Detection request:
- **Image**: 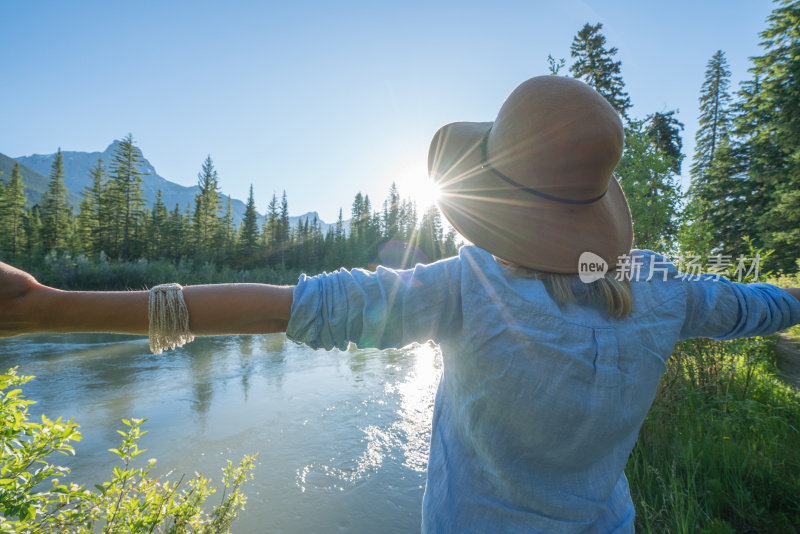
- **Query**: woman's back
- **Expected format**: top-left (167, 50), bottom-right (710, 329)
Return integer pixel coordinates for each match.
top-left (287, 245), bottom-right (800, 533)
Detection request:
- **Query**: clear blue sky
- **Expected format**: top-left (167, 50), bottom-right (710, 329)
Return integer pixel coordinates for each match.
top-left (1, 0), bottom-right (776, 222)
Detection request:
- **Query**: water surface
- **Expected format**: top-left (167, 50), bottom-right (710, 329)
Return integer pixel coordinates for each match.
top-left (0, 334), bottom-right (442, 533)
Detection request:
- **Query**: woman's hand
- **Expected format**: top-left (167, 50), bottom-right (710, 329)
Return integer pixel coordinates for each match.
top-left (786, 287), bottom-right (800, 303)
top-left (0, 262), bottom-right (45, 337)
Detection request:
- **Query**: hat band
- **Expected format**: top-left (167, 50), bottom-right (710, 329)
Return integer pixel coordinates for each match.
top-left (480, 133), bottom-right (608, 205)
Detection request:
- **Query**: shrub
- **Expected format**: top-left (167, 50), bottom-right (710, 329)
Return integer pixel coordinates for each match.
top-left (0, 367), bottom-right (256, 533)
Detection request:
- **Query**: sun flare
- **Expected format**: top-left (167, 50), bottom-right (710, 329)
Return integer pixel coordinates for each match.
top-left (397, 166), bottom-right (442, 209)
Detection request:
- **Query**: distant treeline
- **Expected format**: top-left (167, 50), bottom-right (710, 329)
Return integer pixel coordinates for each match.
top-left (0, 137), bottom-right (458, 287)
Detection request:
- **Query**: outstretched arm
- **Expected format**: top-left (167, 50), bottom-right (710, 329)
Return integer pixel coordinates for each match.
top-left (0, 262), bottom-right (293, 338)
top-left (679, 270), bottom-right (800, 341)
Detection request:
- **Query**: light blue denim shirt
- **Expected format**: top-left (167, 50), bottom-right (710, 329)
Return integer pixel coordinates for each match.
top-left (286, 246), bottom-right (800, 533)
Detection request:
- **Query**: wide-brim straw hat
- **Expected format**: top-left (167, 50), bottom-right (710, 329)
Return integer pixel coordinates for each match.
top-left (428, 76), bottom-right (633, 273)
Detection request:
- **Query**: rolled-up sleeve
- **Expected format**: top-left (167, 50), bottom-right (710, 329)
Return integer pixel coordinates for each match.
top-left (679, 276), bottom-right (800, 340)
top-left (286, 256), bottom-right (463, 350)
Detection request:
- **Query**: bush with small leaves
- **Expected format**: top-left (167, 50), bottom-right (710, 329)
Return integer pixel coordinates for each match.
top-left (0, 367), bottom-right (256, 533)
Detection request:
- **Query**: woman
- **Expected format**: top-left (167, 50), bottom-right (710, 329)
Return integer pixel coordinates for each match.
top-left (2, 76), bottom-right (799, 533)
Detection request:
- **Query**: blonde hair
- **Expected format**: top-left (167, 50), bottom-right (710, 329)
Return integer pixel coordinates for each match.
top-left (497, 259), bottom-right (633, 319)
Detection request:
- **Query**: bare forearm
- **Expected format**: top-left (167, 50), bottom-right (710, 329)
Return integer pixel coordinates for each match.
top-left (22, 284), bottom-right (293, 336)
top-left (183, 284), bottom-right (293, 335)
top-left (27, 288), bottom-right (149, 335)
top-left (786, 287), bottom-right (800, 303)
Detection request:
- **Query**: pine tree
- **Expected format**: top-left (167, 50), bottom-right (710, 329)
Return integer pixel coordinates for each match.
top-left (324, 207), bottom-right (347, 269)
top-left (77, 157), bottom-right (106, 256)
top-left (322, 227), bottom-right (334, 268)
top-left (309, 215), bottom-right (324, 268)
top-left (217, 195), bottom-right (235, 264)
top-left (0, 163), bottom-right (28, 256)
top-left (24, 205), bottom-right (43, 258)
top-left (682, 137), bottom-right (751, 257)
top-left (691, 50), bottom-right (732, 178)
top-left (294, 217), bottom-right (310, 268)
top-left (418, 205), bottom-right (443, 262)
top-left (263, 192), bottom-right (280, 265)
top-left (149, 190), bottom-right (169, 258)
top-left (65, 205), bottom-right (83, 256)
top-left (737, 1), bottom-right (800, 271)
top-left (99, 174), bottom-right (122, 257)
top-left (645, 110), bottom-right (684, 175)
top-left (546, 54), bottom-right (567, 76)
top-left (382, 182), bottom-right (401, 240)
top-left (680, 50), bottom-right (738, 257)
top-left (399, 199), bottom-right (417, 241)
top-left (728, 75), bottom-right (772, 256)
top-left (369, 210), bottom-right (382, 251)
top-left (76, 197), bottom-right (94, 256)
top-left (442, 228), bottom-right (458, 258)
top-left (335, 208), bottom-right (346, 243)
top-left (41, 149), bottom-right (72, 253)
top-left (166, 204), bottom-right (186, 261)
top-left (350, 193), bottom-right (368, 265)
top-left (569, 22), bottom-right (631, 119)
top-left (362, 195), bottom-right (381, 263)
top-left (239, 185), bottom-right (260, 265)
top-left (192, 155), bottom-right (222, 258)
top-left (278, 191), bottom-right (290, 266)
top-left (109, 134), bottom-right (146, 258)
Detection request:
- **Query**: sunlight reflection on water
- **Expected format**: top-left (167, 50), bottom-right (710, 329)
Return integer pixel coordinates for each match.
top-left (0, 334), bottom-right (442, 534)
top-left (296, 342), bottom-right (441, 492)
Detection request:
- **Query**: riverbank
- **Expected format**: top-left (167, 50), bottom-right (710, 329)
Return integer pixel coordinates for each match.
top-left (627, 333), bottom-right (800, 532)
top-left (8, 253), bottom-right (303, 290)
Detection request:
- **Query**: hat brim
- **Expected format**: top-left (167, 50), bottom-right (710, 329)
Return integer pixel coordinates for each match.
top-left (429, 121), bottom-right (633, 273)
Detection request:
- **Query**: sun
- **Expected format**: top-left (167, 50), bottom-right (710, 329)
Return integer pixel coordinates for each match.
top-left (396, 166), bottom-right (442, 209)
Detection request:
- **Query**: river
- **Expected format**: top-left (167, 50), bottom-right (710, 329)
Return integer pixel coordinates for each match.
top-left (0, 334), bottom-right (442, 533)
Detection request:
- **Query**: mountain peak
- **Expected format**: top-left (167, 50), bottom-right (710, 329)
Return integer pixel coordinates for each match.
top-left (11, 141), bottom-right (342, 231)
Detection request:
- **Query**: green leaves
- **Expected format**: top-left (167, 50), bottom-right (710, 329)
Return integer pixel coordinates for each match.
top-left (615, 120), bottom-right (682, 252)
top-left (0, 367), bottom-right (256, 533)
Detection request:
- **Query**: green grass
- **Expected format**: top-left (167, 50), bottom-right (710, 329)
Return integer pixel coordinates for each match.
top-left (769, 270), bottom-right (800, 341)
top-left (626, 336), bottom-right (800, 533)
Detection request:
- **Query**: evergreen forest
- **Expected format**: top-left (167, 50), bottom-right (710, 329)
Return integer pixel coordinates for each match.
top-left (2, 4), bottom-right (800, 286)
top-left (0, 139), bottom-right (458, 288)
